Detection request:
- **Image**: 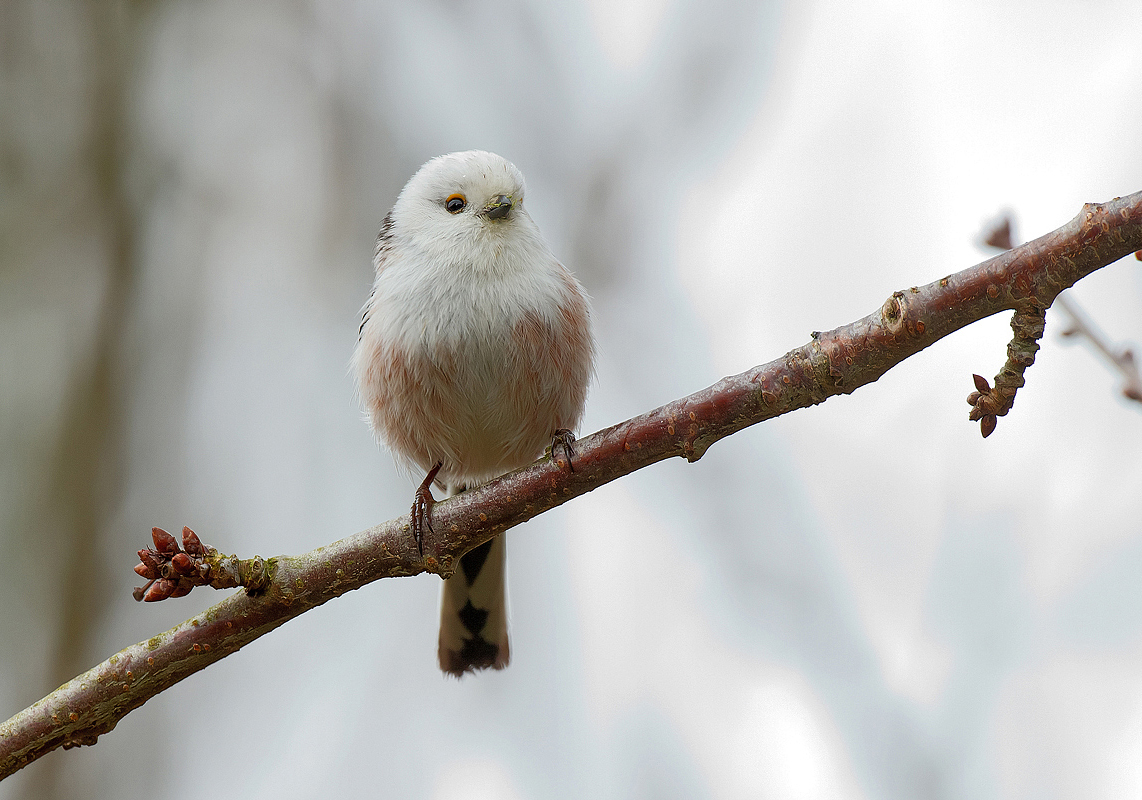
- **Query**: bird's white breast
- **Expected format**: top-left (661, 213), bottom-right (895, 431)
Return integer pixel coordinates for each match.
top-left (353, 216), bottom-right (592, 486)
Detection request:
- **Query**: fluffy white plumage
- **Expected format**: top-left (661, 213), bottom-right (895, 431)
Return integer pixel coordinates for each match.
top-left (352, 150), bottom-right (595, 675)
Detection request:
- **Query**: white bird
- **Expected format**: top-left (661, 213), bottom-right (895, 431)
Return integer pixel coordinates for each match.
top-left (352, 151), bottom-right (595, 676)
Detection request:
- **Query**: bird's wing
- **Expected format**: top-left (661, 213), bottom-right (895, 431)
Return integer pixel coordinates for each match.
top-left (359, 210), bottom-right (397, 340)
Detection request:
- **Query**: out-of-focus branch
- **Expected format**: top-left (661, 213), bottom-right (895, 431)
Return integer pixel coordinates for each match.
top-left (1055, 293), bottom-right (1142, 403)
top-left (3, 191), bottom-right (1142, 780)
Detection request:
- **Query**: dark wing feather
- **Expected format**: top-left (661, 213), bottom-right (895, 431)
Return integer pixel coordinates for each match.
top-left (373, 209), bottom-right (396, 265)
top-left (359, 210), bottom-right (396, 341)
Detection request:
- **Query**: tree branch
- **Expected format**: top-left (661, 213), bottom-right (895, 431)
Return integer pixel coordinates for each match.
top-left (4, 191), bottom-right (1142, 780)
top-left (1056, 292), bottom-right (1142, 403)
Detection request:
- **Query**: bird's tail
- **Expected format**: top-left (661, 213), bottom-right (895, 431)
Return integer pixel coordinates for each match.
top-left (438, 532), bottom-right (510, 677)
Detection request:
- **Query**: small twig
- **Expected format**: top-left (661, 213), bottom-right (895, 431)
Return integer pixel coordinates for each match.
top-left (966, 214), bottom-right (1052, 437)
top-left (965, 301), bottom-right (1047, 437)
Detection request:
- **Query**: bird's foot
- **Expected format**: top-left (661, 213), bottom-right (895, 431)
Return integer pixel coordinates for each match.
top-left (412, 461), bottom-right (443, 556)
top-left (551, 429), bottom-right (577, 473)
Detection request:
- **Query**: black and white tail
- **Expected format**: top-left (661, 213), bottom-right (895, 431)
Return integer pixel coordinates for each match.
top-left (438, 527), bottom-right (510, 677)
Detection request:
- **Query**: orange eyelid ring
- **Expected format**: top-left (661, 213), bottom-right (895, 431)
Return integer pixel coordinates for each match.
top-left (445, 194), bottom-right (467, 213)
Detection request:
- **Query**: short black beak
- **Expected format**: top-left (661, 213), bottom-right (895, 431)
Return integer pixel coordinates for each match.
top-left (484, 195), bottom-right (512, 220)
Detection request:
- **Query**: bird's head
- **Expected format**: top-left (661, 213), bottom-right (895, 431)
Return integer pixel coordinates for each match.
top-left (392, 150), bottom-right (532, 245)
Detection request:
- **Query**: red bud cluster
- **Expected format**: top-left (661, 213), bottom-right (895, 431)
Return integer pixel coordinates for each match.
top-left (132, 526), bottom-right (212, 602)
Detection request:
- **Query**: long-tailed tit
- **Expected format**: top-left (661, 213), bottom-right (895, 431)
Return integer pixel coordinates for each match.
top-left (353, 151), bottom-right (595, 676)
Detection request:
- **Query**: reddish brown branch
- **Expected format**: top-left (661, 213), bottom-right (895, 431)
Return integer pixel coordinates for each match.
top-left (3, 191), bottom-right (1142, 780)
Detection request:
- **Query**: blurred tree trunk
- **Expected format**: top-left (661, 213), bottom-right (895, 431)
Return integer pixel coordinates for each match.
top-left (45, 0), bottom-right (137, 689)
top-left (2, 2), bottom-right (145, 798)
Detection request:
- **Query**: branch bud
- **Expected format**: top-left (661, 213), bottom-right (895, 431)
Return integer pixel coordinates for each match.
top-left (182, 527), bottom-right (205, 556)
top-left (151, 527), bottom-right (180, 555)
top-left (170, 552), bottom-right (195, 576)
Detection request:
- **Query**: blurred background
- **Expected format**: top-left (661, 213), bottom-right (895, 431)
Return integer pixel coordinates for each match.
top-left (3, 1), bottom-right (1142, 798)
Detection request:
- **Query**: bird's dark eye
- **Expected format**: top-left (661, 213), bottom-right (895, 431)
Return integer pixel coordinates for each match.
top-left (445, 194), bottom-right (466, 214)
